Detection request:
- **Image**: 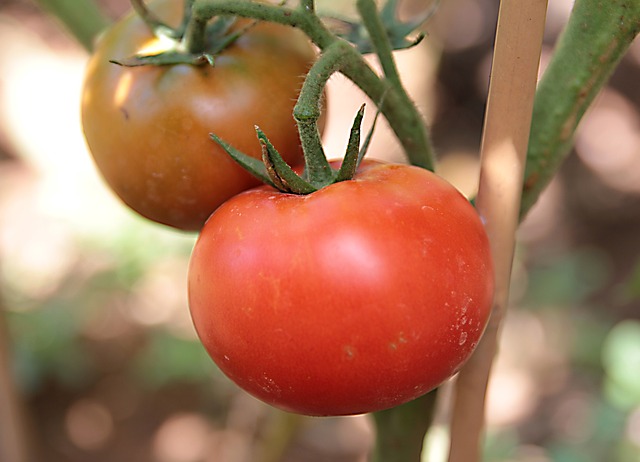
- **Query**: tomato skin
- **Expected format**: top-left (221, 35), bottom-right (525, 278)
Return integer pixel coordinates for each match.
top-left (188, 161), bottom-right (494, 416)
top-left (81, 0), bottom-right (318, 231)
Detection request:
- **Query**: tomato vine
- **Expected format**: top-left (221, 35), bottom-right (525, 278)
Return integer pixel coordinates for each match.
top-left (190, 0), bottom-right (437, 172)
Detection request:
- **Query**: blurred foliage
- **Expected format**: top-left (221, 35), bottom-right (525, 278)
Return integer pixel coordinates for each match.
top-left (132, 331), bottom-right (218, 388)
top-left (523, 249), bottom-right (611, 307)
top-left (8, 305), bottom-right (93, 392)
top-left (602, 320), bottom-right (640, 410)
top-left (478, 248), bottom-right (640, 462)
top-left (617, 260), bottom-right (640, 303)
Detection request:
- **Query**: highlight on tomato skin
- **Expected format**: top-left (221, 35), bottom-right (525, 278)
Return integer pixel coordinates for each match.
top-left (187, 160), bottom-right (495, 416)
top-left (81, 0), bottom-right (321, 231)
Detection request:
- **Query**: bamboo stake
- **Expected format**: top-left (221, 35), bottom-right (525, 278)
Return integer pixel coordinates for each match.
top-left (447, 1), bottom-right (548, 461)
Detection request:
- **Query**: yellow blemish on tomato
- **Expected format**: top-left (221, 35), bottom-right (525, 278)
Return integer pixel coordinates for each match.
top-left (137, 35), bottom-right (174, 55)
top-left (114, 72), bottom-right (133, 107)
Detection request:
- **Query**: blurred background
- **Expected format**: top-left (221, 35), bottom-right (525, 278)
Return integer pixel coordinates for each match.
top-left (0, 0), bottom-right (639, 461)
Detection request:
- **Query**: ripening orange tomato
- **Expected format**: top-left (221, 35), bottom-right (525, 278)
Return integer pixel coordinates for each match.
top-left (82, 0), bottom-right (320, 230)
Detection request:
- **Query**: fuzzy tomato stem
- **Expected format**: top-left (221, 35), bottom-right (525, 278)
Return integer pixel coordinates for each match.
top-left (521, 0), bottom-right (640, 217)
top-left (355, 0), bottom-right (435, 171)
top-left (294, 41), bottom-right (352, 185)
top-left (356, 0), bottom-right (403, 88)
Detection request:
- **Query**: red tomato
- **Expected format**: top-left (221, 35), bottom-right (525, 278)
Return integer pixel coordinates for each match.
top-left (188, 161), bottom-right (494, 416)
top-left (81, 0), bottom-right (319, 231)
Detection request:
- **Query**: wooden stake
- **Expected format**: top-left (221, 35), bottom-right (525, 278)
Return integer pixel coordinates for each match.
top-left (447, 1), bottom-right (548, 461)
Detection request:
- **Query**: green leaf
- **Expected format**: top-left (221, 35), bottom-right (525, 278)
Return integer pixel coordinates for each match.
top-left (336, 104), bottom-right (366, 182)
top-left (210, 133), bottom-right (275, 188)
top-left (111, 51), bottom-right (215, 67)
top-left (256, 127), bottom-right (317, 194)
top-left (325, 0), bottom-right (437, 54)
top-left (333, 103), bottom-right (381, 182)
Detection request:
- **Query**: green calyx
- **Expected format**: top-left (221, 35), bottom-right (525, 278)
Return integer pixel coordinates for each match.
top-left (212, 104), bottom-right (379, 195)
top-left (111, 1), bottom-right (251, 67)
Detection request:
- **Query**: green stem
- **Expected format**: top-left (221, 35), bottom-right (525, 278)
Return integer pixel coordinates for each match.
top-left (521, 0), bottom-right (640, 218)
top-left (356, 0), bottom-right (403, 88)
top-left (353, 0), bottom-right (435, 170)
top-left (183, 14), bottom-right (209, 54)
top-left (193, 0), bottom-right (333, 46)
top-left (32, 0), bottom-right (110, 51)
top-left (192, 0), bottom-right (435, 170)
top-left (294, 41), bottom-right (353, 184)
top-left (182, 0), bottom-right (196, 31)
top-left (372, 391), bottom-right (438, 462)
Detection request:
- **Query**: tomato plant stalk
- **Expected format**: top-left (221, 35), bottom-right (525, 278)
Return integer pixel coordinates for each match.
top-left (372, 390), bottom-right (438, 462)
top-left (521, 0), bottom-right (640, 218)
